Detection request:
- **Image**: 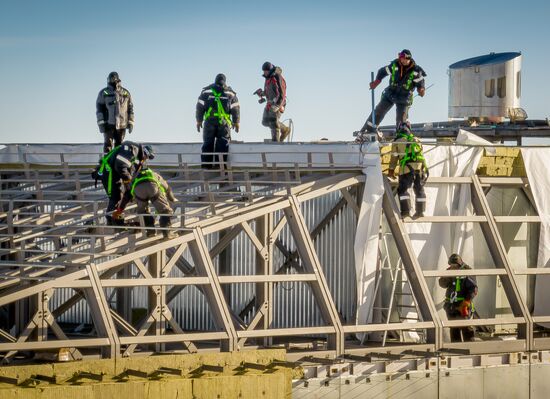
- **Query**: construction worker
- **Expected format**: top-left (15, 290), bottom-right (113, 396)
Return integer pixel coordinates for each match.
top-left (360, 50), bottom-right (426, 135)
top-left (96, 72), bottom-right (135, 153)
top-left (92, 141), bottom-right (154, 226)
top-left (113, 167), bottom-right (178, 239)
top-left (388, 124), bottom-right (428, 218)
top-left (439, 254), bottom-right (478, 342)
top-left (196, 74), bottom-right (240, 169)
top-left (254, 62), bottom-right (290, 142)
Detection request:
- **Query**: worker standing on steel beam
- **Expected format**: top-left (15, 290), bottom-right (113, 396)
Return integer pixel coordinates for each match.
top-left (92, 141), bottom-right (154, 226)
top-left (196, 74), bottom-right (240, 169)
top-left (359, 50), bottom-right (426, 135)
top-left (96, 72), bottom-right (135, 153)
top-left (254, 62), bottom-right (291, 142)
top-left (439, 254), bottom-right (478, 342)
top-left (113, 166), bottom-right (178, 239)
top-left (387, 124), bottom-right (428, 219)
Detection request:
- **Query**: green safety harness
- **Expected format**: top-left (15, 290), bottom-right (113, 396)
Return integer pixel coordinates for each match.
top-left (397, 132), bottom-right (428, 172)
top-left (96, 145), bottom-right (120, 196)
top-left (391, 62), bottom-right (415, 91)
top-left (130, 169), bottom-right (165, 198)
top-left (203, 88), bottom-right (232, 127)
top-left (446, 273), bottom-right (475, 311)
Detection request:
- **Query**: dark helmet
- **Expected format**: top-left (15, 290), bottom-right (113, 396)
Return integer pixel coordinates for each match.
top-left (398, 49), bottom-right (412, 59)
top-left (396, 122), bottom-right (412, 136)
top-left (262, 61), bottom-right (273, 72)
top-left (142, 145), bottom-right (155, 160)
top-left (448, 253), bottom-right (463, 265)
top-left (107, 71), bottom-right (121, 86)
top-left (215, 73), bottom-right (226, 86)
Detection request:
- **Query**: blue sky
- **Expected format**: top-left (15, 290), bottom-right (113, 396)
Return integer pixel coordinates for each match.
top-left (1, 0), bottom-right (549, 144)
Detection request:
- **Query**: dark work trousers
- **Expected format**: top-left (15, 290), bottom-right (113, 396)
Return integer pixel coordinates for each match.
top-left (362, 88), bottom-right (413, 132)
top-left (262, 107), bottom-right (282, 142)
top-left (103, 125), bottom-right (126, 153)
top-left (100, 174), bottom-right (123, 225)
top-left (445, 305), bottom-right (475, 342)
top-left (201, 122), bottom-right (230, 169)
top-left (397, 169), bottom-right (426, 216)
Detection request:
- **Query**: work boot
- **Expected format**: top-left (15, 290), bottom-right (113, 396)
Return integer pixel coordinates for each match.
top-left (279, 121), bottom-right (291, 142)
top-left (271, 128), bottom-right (280, 142)
top-left (413, 200), bottom-right (426, 219)
top-left (399, 196), bottom-right (411, 219)
top-left (143, 215), bottom-right (156, 237)
top-left (159, 216), bottom-right (176, 239)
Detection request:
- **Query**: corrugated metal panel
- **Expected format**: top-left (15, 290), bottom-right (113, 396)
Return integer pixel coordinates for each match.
top-left (50, 185), bottom-right (359, 333)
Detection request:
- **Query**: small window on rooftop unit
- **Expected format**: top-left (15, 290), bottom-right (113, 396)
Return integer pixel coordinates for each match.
top-left (497, 76), bottom-right (506, 98)
top-left (485, 79), bottom-right (495, 98)
top-left (516, 71), bottom-right (521, 98)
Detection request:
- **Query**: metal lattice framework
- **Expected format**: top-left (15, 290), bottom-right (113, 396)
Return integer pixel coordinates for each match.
top-left (0, 144), bottom-right (548, 364)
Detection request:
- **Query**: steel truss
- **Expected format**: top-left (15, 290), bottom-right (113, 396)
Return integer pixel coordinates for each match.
top-left (0, 147), bottom-right (548, 363)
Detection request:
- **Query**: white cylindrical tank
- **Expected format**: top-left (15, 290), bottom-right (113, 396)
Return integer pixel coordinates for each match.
top-left (448, 52), bottom-right (522, 121)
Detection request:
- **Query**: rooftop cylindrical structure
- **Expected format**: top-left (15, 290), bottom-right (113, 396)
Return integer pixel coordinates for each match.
top-left (448, 52), bottom-right (522, 121)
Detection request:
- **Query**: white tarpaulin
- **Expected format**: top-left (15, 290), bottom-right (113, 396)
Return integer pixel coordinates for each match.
top-left (355, 131), bottom-right (494, 337)
top-left (521, 148), bottom-right (550, 321)
top-left (354, 141), bottom-right (384, 335)
top-left (0, 142), bottom-right (364, 168)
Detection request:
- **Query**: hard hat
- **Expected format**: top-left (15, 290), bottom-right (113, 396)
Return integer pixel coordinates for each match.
top-left (262, 61), bottom-right (273, 71)
top-left (107, 71), bottom-right (121, 85)
top-left (448, 253), bottom-right (463, 265)
top-left (142, 145), bottom-right (155, 160)
top-left (215, 73), bottom-right (226, 86)
top-left (399, 49), bottom-right (412, 59)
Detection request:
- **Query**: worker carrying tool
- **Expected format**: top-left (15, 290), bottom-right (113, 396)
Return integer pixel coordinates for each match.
top-left (92, 141), bottom-right (154, 226)
top-left (113, 167), bottom-right (178, 239)
top-left (96, 72), bottom-right (135, 153)
top-left (388, 124), bottom-right (428, 218)
top-left (196, 74), bottom-right (240, 169)
top-left (254, 62), bottom-right (291, 142)
top-left (439, 254), bottom-right (478, 342)
top-left (359, 49), bottom-right (426, 135)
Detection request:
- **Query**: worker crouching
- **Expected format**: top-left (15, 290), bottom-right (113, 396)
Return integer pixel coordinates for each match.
top-left (114, 167), bottom-right (178, 239)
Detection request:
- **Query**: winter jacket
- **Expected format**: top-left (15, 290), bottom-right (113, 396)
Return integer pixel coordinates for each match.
top-left (196, 84), bottom-right (240, 126)
top-left (96, 84), bottom-right (135, 130)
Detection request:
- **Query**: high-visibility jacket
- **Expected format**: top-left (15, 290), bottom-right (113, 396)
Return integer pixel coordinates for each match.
top-left (96, 84), bottom-right (134, 130)
top-left (375, 59), bottom-right (426, 95)
top-left (196, 84), bottom-right (239, 127)
top-left (389, 132), bottom-right (428, 175)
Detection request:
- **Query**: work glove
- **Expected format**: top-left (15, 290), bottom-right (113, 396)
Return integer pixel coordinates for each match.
top-left (418, 87), bottom-right (426, 97)
top-left (458, 300), bottom-right (472, 318)
top-left (112, 208), bottom-right (124, 221)
top-left (196, 121), bottom-right (202, 132)
top-left (387, 169), bottom-right (395, 179)
top-left (369, 79), bottom-right (381, 90)
top-left (128, 124), bottom-right (134, 134)
top-left (233, 123), bottom-right (240, 133)
top-left (122, 179), bottom-right (131, 192)
top-left (98, 124), bottom-right (106, 134)
top-left (167, 190), bottom-right (177, 203)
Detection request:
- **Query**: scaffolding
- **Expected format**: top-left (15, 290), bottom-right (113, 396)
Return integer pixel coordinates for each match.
top-left (0, 143), bottom-right (548, 366)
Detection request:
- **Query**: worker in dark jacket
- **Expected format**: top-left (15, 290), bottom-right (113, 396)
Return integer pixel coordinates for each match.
top-left (96, 72), bottom-right (135, 153)
top-left (439, 254), bottom-right (478, 342)
top-left (388, 124), bottom-right (428, 218)
top-left (92, 141), bottom-right (154, 225)
top-left (113, 167), bottom-right (178, 239)
top-left (254, 62), bottom-right (290, 142)
top-left (196, 74), bottom-right (240, 169)
top-left (360, 50), bottom-right (426, 134)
